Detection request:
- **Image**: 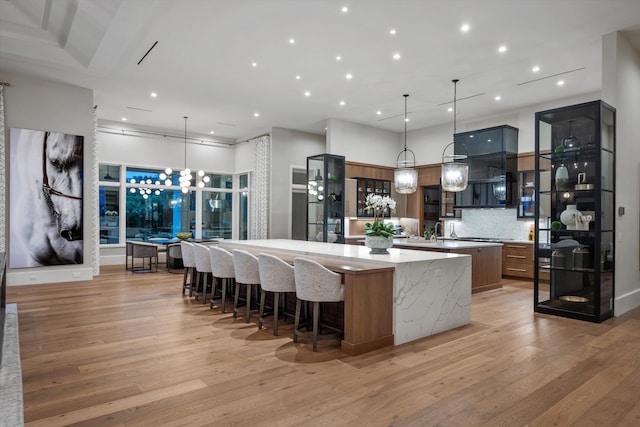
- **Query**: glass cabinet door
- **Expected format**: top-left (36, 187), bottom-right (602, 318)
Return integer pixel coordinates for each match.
top-left (307, 154), bottom-right (345, 243)
top-left (534, 100), bottom-right (615, 323)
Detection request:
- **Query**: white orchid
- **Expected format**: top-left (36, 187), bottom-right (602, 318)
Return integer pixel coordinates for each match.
top-left (363, 194), bottom-right (397, 237)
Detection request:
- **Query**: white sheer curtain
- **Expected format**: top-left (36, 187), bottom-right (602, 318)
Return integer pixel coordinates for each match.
top-left (91, 105), bottom-right (99, 275)
top-left (250, 135), bottom-right (270, 239)
top-left (0, 85), bottom-right (6, 253)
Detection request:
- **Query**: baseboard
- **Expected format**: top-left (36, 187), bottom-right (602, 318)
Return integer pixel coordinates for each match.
top-left (8, 266), bottom-right (93, 285)
top-left (615, 287), bottom-right (640, 316)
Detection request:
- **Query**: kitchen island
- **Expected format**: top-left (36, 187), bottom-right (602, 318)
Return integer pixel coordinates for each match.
top-left (219, 239), bottom-right (471, 355)
top-left (392, 239), bottom-right (503, 293)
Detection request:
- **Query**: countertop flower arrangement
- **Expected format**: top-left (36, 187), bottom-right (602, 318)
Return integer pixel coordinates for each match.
top-left (363, 194), bottom-right (397, 238)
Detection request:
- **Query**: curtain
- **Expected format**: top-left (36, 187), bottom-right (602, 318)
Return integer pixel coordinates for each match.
top-left (0, 85), bottom-right (6, 253)
top-left (91, 105), bottom-right (99, 275)
top-left (250, 135), bottom-right (270, 239)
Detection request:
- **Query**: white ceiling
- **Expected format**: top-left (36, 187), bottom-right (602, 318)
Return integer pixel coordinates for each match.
top-left (1, 0), bottom-right (640, 144)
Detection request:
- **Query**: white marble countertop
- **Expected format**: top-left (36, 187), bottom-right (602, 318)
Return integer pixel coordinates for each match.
top-left (219, 239), bottom-right (467, 267)
top-left (392, 239), bottom-right (503, 249)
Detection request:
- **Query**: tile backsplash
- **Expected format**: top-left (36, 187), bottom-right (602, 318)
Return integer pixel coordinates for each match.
top-left (447, 209), bottom-right (534, 241)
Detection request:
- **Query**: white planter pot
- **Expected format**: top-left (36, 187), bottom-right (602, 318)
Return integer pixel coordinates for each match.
top-left (364, 235), bottom-right (393, 254)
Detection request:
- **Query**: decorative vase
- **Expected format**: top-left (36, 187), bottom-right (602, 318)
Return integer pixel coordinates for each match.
top-left (560, 204), bottom-right (581, 230)
top-left (364, 235), bottom-right (393, 254)
top-left (555, 165), bottom-right (569, 190)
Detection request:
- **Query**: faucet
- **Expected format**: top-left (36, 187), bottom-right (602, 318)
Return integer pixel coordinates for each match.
top-left (434, 222), bottom-right (442, 242)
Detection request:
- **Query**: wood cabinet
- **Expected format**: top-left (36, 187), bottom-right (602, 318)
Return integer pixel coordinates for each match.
top-left (393, 243), bottom-right (502, 293)
top-left (502, 242), bottom-right (534, 279)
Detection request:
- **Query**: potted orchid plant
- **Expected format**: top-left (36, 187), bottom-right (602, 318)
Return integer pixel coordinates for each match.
top-left (363, 194), bottom-right (397, 253)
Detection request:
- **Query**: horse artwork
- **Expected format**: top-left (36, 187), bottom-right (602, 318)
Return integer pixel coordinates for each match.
top-left (9, 128), bottom-right (84, 268)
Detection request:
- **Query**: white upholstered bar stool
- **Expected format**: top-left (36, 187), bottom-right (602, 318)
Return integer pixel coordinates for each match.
top-left (193, 243), bottom-right (214, 304)
top-left (180, 241), bottom-right (196, 296)
top-left (293, 257), bottom-right (345, 352)
top-left (232, 249), bottom-right (261, 323)
top-left (208, 246), bottom-right (235, 313)
top-left (257, 253), bottom-right (296, 336)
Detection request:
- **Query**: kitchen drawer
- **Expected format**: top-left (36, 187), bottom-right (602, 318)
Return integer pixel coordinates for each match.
top-left (502, 242), bottom-right (534, 279)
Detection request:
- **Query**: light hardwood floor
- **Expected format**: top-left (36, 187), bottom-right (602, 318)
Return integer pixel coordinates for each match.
top-left (8, 266), bottom-right (640, 426)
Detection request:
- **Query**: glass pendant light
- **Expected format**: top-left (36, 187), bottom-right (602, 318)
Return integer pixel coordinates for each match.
top-left (441, 79), bottom-right (469, 192)
top-left (394, 94), bottom-right (418, 194)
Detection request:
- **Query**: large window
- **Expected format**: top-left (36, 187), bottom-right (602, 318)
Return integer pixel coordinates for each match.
top-left (99, 164), bottom-right (247, 244)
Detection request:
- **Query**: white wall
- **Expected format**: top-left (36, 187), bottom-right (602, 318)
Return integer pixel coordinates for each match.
top-left (234, 139), bottom-right (256, 174)
top-left (98, 128), bottom-right (235, 173)
top-left (1, 72), bottom-right (96, 285)
top-left (602, 31), bottom-right (640, 315)
top-left (326, 118), bottom-right (400, 166)
top-left (270, 127), bottom-right (325, 238)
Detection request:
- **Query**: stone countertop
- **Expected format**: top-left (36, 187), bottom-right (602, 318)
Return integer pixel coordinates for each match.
top-left (392, 239), bottom-right (503, 249)
top-left (219, 239), bottom-right (467, 267)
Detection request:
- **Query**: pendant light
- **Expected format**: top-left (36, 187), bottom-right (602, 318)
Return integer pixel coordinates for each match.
top-left (394, 94), bottom-right (418, 194)
top-left (172, 116), bottom-right (209, 193)
top-left (441, 79), bottom-right (469, 192)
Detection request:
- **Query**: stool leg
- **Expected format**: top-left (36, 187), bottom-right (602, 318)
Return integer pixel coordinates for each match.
top-left (258, 290), bottom-right (266, 330)
top-left (273, 292), bottom-right (280, 336)
top-left (221, 278), bottom-right (228, 313)
top-left (233, 282), bottom-right (241, 318)
top-left (312, 301), bottom-right (320, 352)
top-left (202, 273), bottom-right (209, 304)
top-left (245, 284), bottom-right (252, 323)
top-left (293, 299), bottom-right (302, 343)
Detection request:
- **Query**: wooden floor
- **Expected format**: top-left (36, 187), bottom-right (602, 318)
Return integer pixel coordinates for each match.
top-left (8, 266), bottom-right (640, 426)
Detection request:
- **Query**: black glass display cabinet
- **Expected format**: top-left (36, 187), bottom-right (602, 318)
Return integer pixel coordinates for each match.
top-left (355, 178), bottom-right (391, 217)
top-left (306, 154), bottom-right (345, 243)
top-left (534, 100), bottom-right (615, 323)
top-left (453, 125), bottom-right (518, 208)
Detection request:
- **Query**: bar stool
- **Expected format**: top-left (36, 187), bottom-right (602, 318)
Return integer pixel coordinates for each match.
top-left (232, 249), bottom-right (261, 323)
top-left (208, 246), bottom-right (235, 313)
top-left (293, 257), bottom-right (344, 352)
top-left (180, 241), bottom-right (196, 296)
top-left (193, 243), bottom-right (214, 304)
top-left (257, 253), bottom-right (296, 336)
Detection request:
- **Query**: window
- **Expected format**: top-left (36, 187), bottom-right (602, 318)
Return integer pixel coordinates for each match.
top-left (202, 191), bottom-right (232, 239)
top-left (98, 164), bottom-right (247, 244)
top-left (99, 186), bottom-right (120, 244)
top-left (239, 173), bottom-right (249, 240)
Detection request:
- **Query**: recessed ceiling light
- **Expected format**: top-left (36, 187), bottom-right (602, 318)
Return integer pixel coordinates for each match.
top-left (209, 131), bottom-right (215, 134)
top-left (122, 117), bottom-right (127, 121)
top-left (254, 112), bottom-right (260, 117)
top-left (295, 75), bottom-right (301, 80)
top-left (405, 117), bottom-right (410, 122)
top-left (447, 107), bottom-right (453, 112)
top-left (393, 53), bottom-right (401, 60)
top-left (251, 62), bottom-right (257, 67)
top-left (341, 6), bottom-right (348, 13)
top-left (557, 80), bottom-right (565, 86)
top-left (498, 45), bottom-right (507, 53)
top-left (460, 23), bottom-right (470, 32)
top-left (376, 111), bottom-right (382, 115)
top-left (150, 92), bottom-right (157, 98)
top-left (389, 29), bottom-right (396, 35)
top-left (345, 73), bottom-right (353, 80)
top-left (304, 91), bottom-right (311, 97)
top-left (289, 38), bottom-right (295, 44)
top-left (532, 65), bottom-right (540, 72)
top-left (487, 139), bottom-right (492, 142)
top-left (494, 95), bottom-right (501, 101)
top-left (339, 100), bottom-right (346, 106)
top-left (336, 55), bottom-right (342, 61)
